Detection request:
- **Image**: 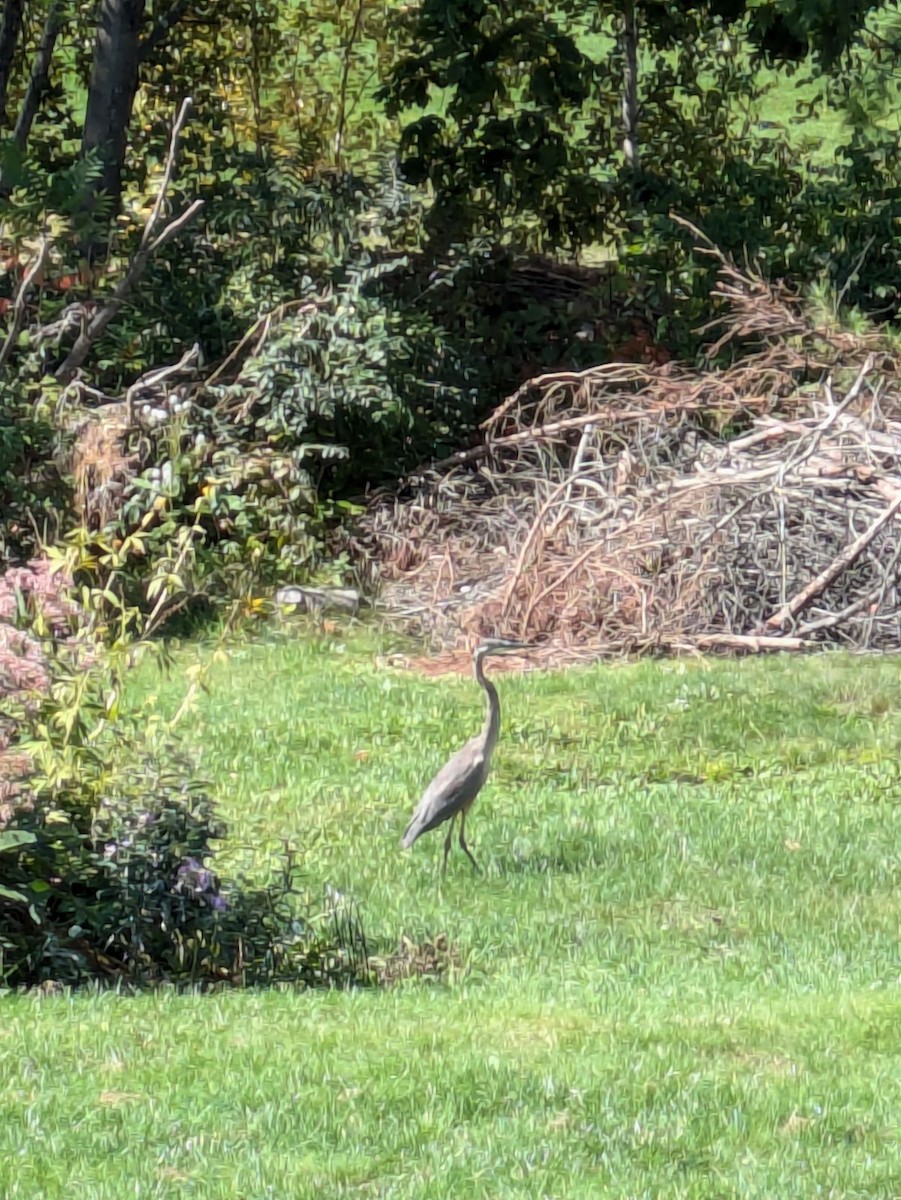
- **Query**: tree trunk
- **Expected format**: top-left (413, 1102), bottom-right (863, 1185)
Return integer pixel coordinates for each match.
top-left (81, 0), bottom-right (146, 222)
top-left (0, 0), bottom-right (25, 125)
top-left (621, 0), bottom-right (640, 173)
top-left (13, 1), bottom-right (65, 152)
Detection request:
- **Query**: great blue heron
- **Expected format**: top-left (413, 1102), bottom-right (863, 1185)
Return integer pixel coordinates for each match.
top-left (400, 638), bottom-right (531, 873)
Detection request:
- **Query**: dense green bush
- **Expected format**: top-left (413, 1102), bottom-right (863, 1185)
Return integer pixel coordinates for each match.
top-left (0, 671), bottom-right (370, 990)
top-left (213, 261), bottom-right (483, 491)
top-left (1, 0), bottom-right (898, 631)
top-left (0, 377), bottom-right (71, 563)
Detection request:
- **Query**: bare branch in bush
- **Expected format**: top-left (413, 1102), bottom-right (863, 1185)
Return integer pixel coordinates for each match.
top-left (0, 234), bottom-right (49, 371)
top-left (123, 342), bottom-right (201, 418)
top-left (333, 0), bottom-right (367, 165)
top-left (54, 98), bottom-right (203, 386)
top-left (139, 96), bottom-right (194, 246)
top-left (206, 298), bottom-right (322, 391)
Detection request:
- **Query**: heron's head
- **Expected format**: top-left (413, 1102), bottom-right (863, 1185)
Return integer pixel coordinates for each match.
top-left (474, 637), bottom-right (533, 660)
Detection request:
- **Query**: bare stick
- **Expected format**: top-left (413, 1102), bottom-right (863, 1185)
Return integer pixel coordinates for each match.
top-left (333, 0), bottom-right (366, 166)
top-left (835, 235), bottom-right (875, 309)
top-left (786, 354), bottom-right (877, 472)
top-left (620, 0), bottom-right (640, 171)
top-left (727, 418), bottom-right (808, 454)
top-left (430, 406), bottom-right (685, 474)
top-left (125, 343), bottom-right (200, 397)
top-left (548, 421), bottom-right (594, 540)
top-left (502, 459), bottom-right (610, 617)
top-left (0, 234), bottom-right (49, 371)
top-left (482, 362), bottom-right (651, 431)
top-left (123, 343), bottom-right (200, 421)
top-left (206, 298), bottom-right (321, 391)
top-left (140, 96), bottom-right (193, 249)
top-left (670, 633), bottom-right (812, 653)
top-left (54, 98), bottom-right (202, 385)
top-left (794, 590), bottom-right (880, 637)
top-left (766, 490), bottom-right (901, 630)
top-left (669, 212), bottom-right (720, 256)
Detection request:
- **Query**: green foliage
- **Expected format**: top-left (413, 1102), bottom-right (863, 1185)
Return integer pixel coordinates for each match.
top-left (215, 266), bottom-right (481, 491)
top-left (380, 2), bottom-right (607, 251)
top-left (380, 0), bottom-right (901, 341)
top-left (0, 368), bottom-right (69, 562)
top-left (1, 0), bottom-right (899, 633)
top-left (2, 636), bottom-right (893, 1194)
top-left (744, 0), bottom-right (890, 66)
top-left (59, 448), bottom-right (331, 640)
top-left (0, 619), bottom-right (370, 989)
top-left (53, 170), bottom-right (472, 621)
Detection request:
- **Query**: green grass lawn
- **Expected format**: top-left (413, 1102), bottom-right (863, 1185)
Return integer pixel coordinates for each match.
top-left (1, 631), bottom-right (900, 1197)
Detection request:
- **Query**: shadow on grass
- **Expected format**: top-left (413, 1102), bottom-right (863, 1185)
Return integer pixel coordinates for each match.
top-left (492, 836), bottom-right (624, 877)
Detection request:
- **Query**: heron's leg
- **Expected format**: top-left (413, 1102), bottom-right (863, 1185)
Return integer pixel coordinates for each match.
top-left (442, 816), bottom-right (456, 875)
top-left (459, 809), bottom-right (480, 873)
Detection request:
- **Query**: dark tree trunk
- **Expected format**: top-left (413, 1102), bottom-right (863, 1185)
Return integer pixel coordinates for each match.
top-left (13, 1), bottom-right (65, 151)
top-left (81, 0), bottom-right (147, 221)
top-left (621, 0), bottom-right (640, 173)
top-left (0, 0), bottom-right (26, 125)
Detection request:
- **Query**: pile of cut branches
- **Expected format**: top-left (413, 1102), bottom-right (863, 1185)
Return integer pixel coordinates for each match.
top-left (358, 247), bottom-right (901, 663)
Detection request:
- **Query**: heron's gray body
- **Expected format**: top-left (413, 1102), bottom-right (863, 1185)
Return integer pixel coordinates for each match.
top-left (401, 732), bottom-right (493, 846)
top-left (400, 638), bottom-right (528, 872)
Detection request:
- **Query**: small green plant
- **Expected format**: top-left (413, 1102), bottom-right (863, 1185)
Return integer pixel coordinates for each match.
top-left (0, 722), bottom-right (370, 989)
top-left (0, 562), bottom-right (370, 990)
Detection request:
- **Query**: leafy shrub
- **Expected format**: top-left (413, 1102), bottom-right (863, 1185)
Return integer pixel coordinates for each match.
top-left (46, 169), bottom-right (480, 623)
top-left (0, 739), bottom-right (368, 990)
top-left (213, 258), bottom-right (483, 492)
top-left (0, 380), bottom-right (71, 563)
top-left (0, 568), bottom-right (370, 990)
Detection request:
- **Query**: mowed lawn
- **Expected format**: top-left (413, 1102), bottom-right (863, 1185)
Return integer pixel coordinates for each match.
top-left (1, 631), bottom-right (899, 1198)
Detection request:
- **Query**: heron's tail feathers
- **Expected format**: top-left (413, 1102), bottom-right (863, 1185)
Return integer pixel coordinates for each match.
top-left (400, 816), bottom-right (422, 849)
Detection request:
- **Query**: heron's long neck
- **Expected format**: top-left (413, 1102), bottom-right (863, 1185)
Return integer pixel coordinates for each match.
top-left (475, 654), bottom-right (501, 755)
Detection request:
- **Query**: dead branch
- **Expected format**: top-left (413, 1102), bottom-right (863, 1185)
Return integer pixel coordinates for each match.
top-left (0, 234), bottom-right (49, 371)
top-left (765, 491), bottom-right (901, 630)
top-left (206, 297), bottom-right (324, 394)
top-left (355, 249), bottom-right (901, 666)
top-left (123, 343), bottom-right (201, 421)
top-left (54, 98), bottom-right (203, 386)
top-left (670, 633), bottom-right (813, 653)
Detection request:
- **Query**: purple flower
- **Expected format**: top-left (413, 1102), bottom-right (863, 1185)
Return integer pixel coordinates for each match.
top-left (175, 856), bottom-right (226, 908)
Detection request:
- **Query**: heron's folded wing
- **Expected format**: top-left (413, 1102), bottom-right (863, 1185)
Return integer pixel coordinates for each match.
top-left (407, 737), bottom-right (486, 837)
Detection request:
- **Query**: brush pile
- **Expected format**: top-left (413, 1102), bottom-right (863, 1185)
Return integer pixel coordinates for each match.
top-left (359, 248), bottom-right (901, 663)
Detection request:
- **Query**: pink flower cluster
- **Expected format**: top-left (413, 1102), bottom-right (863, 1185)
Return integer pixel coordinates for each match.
top-left (0, 559), bottom-right (78, 824)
